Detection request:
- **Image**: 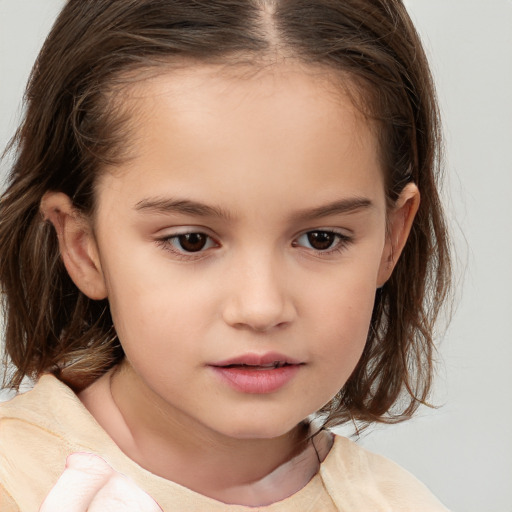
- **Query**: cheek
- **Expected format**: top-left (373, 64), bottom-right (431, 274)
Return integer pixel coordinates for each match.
top-left (306, 260), bottom-right (378, 336)
top-left (304, 266), bottom-right (377, 376)
top-left (103, 257), bottom-right (218, 363)
top-left (103, 242), bottom-right (211, 319)
top-left (108, 280), bottom-right (199, 342)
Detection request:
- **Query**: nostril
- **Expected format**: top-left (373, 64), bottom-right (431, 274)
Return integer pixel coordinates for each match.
top-left (224, 310), bottom-right (294, 333)
top-left (220, 269), bottom-right (297, 330)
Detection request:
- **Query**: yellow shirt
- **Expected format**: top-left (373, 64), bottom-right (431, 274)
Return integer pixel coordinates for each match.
top-left (0, 375), bottom-right (449, 511)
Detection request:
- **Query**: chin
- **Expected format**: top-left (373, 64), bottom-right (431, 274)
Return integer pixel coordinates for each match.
top-left (217, 415), bottom-right (303, 440)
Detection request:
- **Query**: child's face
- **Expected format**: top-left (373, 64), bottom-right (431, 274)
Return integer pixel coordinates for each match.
top-left (61, 64), bottom-right (417, 439)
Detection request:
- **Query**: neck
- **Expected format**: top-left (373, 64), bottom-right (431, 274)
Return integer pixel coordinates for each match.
top-left (79, 363), bottom-right (332, 506)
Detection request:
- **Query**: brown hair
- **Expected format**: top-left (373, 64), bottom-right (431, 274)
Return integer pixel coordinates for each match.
top-left (0, 0), bottom-right (451, 428)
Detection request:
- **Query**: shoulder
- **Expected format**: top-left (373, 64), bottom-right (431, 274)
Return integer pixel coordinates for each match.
top-left (1, 373), bottom-right (78, 412)
top-left (0, 375), bottom-right (93, 511)
top-left (319, 434), bottom-right (450, 511)
top-left (0, 374), bottom-right (80, 439)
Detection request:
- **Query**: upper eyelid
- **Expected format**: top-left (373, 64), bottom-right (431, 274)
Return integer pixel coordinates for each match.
top-left (155, 226), bottom-right (218, 239)
top-left (155, 227), bottom-right (352, 238)
top-left (155, 226), bottom-right (353, 239)
top-left (294, 227), bottom-right (353, 239)
top-left (294, 230), bottom-right (353, 244)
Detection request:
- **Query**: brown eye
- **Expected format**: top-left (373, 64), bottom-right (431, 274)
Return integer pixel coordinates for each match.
top-left (176, 233), bottom-right (209, 252)
top-left (293, 230), bottom-right (351, 253)
top-left (306, 231), bottom-right (336, 250)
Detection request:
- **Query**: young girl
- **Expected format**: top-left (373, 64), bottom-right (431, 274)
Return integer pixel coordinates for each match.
top-left (0, 0), bottom-right (452, 510)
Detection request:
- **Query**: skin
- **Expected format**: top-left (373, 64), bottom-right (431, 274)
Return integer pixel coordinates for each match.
top-left (41, 63), bottom-right (419, 508)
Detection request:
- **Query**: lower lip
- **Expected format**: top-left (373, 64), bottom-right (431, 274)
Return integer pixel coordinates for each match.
top-left (211, 365), bottom-right (301, 394)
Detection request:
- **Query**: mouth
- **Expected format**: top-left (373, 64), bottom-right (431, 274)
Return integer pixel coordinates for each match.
top-left (219, 361), bottom-right (292, 370)
top-left (211, 352), bottom-right (302, 369)
top-left (209, 353), bottom-right (303, 394)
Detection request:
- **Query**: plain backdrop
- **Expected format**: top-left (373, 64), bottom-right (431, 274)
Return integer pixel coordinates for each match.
top-left (1, 2), bottom-right (511, 511)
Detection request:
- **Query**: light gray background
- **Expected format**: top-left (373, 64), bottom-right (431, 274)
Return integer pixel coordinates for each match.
top-left (1, 2), bottom-right (511, 511)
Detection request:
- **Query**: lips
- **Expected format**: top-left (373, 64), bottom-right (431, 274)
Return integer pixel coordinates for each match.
top-left (211, 352), bottom-right (302, 368)
top-left (210, 352), bottom-right (303, 394)
top-left (223, 361), bottom-right (288, 370)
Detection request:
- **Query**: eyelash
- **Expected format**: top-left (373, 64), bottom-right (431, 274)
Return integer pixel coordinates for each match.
top-left (155, 232), bottom-right (219, 261)
top-left (156, 229), bottom-right (353, 259)
top-left (292, 230), bottom-right (353, 256)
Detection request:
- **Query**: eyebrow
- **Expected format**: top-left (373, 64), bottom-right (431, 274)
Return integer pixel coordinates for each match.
top-left (134, 197), bottom-right (232, 220)
top-left (292, 197), bottom-right (374, 221)
top-left (135, 195), bottom-right (373, 222)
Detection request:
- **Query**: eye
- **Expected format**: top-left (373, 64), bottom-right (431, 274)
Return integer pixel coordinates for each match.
top-left (293, 230), bottom-right (351, 252)
top-left (162, 232), bottom-right (218, 253)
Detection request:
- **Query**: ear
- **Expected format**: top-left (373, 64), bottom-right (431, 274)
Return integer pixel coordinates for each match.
top-left (40, 192), bottom-right (107, 300)
top-left (376, 183), bottom-right (420, 287)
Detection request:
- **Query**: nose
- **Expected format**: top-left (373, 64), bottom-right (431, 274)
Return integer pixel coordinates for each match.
top-left (221, 251), bottom-right (297, 332)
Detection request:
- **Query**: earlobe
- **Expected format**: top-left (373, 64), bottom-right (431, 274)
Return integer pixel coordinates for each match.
top-left (376, 183), bottom-right (420, 287)
top-left (40, 192), bottom-right (107, 300)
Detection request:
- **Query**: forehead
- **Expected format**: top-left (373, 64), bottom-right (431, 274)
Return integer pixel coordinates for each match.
top-left (96, 62), bottom-right (384, 213)
top-left (116, 61), bottom-right (375, 148)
